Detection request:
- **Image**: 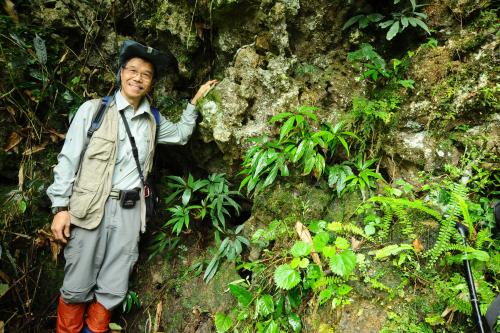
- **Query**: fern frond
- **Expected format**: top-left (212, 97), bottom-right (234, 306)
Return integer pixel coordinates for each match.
top-left (312, 275), bottom-right (344, 291)
top-left (368, 196), bottom-right (443, 241)
top-left (328, 221), bottom-right (374, 242)
top-left (425, 183), bottom-right (470, 267)
top-left (392, 203), bottom-right (414, 239)
top-left (442, 244), bottom-right (472, 253)
top-left (378, 204), bottom-right (393, 240)
top-left (424, 217), bottom-right (457, 267)
top-left (475, 229), bottom-right (492, 250)
top-left (364, 274), bottom-right (395, 298)
top-left (369, 196), bottom-right (442, 220)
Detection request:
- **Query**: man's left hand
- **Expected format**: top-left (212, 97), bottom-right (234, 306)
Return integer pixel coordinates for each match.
top-left (191, 79), bottom-right (218, 106)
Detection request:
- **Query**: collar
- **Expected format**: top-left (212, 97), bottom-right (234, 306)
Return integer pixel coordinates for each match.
top-left (115, 90), bottom-right (152, 117)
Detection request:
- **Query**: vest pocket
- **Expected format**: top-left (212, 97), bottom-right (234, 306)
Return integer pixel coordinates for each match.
top-left (77, 136), bottom-right (114, 190)
top-left (69, 186), bottom-right (97, 218)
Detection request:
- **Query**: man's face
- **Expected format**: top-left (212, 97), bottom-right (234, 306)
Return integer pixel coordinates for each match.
top-left (120, 57), bottom-right (154, 102)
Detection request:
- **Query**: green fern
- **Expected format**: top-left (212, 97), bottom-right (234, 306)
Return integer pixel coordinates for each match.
top-left (475, 228), bottom-right (493, 250)
top-left (325, 275), bottom-right (344, 286)
top-left (378, 205), bottom-right (394, 240)
top-left (327, 221), bottom-right (374, 242)
top-left (312, 275), bottom-right (344, 291)
top-left (369, 196), bottom-right (442, 219)
top-left (368, 196), bottom-right (442, 241)
top-left (392, 203), bottom-right (414, 238)
top-left (436, 273), bottom-right (472, 316)
top-left (441, 244), bottom-right (471, 253)
top-left (364, 274), bottom-right (395, 298)
top-left (424, 183), bottom-right (467, 267)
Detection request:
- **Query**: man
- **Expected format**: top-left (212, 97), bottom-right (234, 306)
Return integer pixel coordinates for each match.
top-left (47, 40), bottom-right (216, 333)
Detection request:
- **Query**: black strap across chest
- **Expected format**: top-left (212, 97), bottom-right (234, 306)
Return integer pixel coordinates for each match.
top-left (118, 110), bottom-right (146, 186)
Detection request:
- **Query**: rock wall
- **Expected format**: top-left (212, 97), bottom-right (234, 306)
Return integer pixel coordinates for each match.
top-left (1, 0), bottom-right (498, 331)
top-left (19, 0), bottom-right (496, 179)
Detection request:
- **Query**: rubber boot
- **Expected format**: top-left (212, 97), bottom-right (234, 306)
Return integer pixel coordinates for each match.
top-left (56, 296), bottom-right (86, 333)
top-left (85, 301), bottom-right (112, 333)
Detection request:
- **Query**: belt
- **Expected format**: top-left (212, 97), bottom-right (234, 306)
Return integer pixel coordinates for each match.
top-left (109, 188), bottom-right (141, 199)
top-left (109, 189), bottom-right (121, 199)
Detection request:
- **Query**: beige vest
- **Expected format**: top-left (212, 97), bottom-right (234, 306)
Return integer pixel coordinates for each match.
top-left (68, 98), bottom-right (157, 231)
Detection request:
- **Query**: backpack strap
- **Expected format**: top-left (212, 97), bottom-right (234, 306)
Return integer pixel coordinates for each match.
top-left (151, 106), bottom-right (160, 145)
top-left (151, 106), bottom-right (160, 125)
top-left (87, 96), bottom-right (111, 138)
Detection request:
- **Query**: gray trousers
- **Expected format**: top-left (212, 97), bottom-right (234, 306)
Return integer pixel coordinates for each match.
top-left (60, 197), bottom-right (141, 310)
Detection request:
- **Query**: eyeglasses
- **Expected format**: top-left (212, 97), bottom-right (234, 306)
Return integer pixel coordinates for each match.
top-left (123, 66), bottom-right (153, 82)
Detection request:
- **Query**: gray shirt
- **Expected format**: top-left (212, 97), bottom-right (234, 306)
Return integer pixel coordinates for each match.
top-left (47, 90), bottom-right (197, 207)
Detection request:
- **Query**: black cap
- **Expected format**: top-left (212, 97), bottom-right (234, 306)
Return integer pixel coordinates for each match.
top-left (118, 40), bottom-right (176, 79)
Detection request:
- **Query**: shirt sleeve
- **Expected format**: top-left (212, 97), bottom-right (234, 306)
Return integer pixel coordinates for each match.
top-left (46, 101), bottom-right (95, 207)
top-left (157, 102), bottom-right (198, 145)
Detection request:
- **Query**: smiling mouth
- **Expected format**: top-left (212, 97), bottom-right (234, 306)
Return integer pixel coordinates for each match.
top-left (128, 82), bottom-right (144, 91)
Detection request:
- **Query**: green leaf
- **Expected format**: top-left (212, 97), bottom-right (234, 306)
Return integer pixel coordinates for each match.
top-left (298, 258), bottom-right (310, 268)
top-left (306, 264), bottom-right (322, 280)
top-left (337, 136), bottom-right (350, 157)
top-left (303, 154), bottom-right (315, 175)
top-left (236, 235), bottom-right (250, 247)
top-left (342, 14), bottom-right (364, 30)
top-left (229, 283), bottom-right (253, 306)
top-left (215, 312), bottom-right (233, 333)
top-left (322, 245), bottom-right (337, 258)
top-left (364, 224), bottom-right (376, 236)
top-left (290, 241), bottom-right (311, 257)
top-left (414, 12), bottom-right (428, 19)
top-left (335, 237), bottom-right (350, 250)
top-left (329, 250), bottom-right (357, 276)
top-left (314, 154), bottom-right (326, 178)
top-left (410, 17), bottom-right (431, 34)
top-left (256, 294), bottom-right (275, 317)
top-left (237, 308), bottom-right (249, 321)
top-left (308, 220), bottom-right (327, 233)
top-left (18, 200), bottom-right (27, 213)
top-left (181, 188), bottom-right (192, 206)
top-left (313, 231), bottom-right (330, 252)
top-left (453, 193), bottom-right (473, 238)
top-left (164, 189), bottom-right (182, 205)
top-left (270, 112), bottom-right (293, 123)
top-left (203, 256), bottom-right (220, 282)
top-left (274, 264), bottom-right (301, 290)
top-left (280, 161), bottom-right (290, 176)
top-left (286, 288), bottom-right (302, 309)
top-left (386, 21), bottom-right (400, 40)
top-left (397, 79), bottom-right (415, 89)
top-left (0, 283), bottom-right (9, 298)
top-left (379, 19), bottom-right (394, 29)
top-left (109, 322), bottom-right (123, 330)
top-left (293, 140), bottom-right (307, 163)
top-left (275, 296), bottom-right (285, 317)
top-left (401, 16), bottom-right (409, 29)
top-left (337, 284), bottom-right (352, 296)
top-left (318, 287), bottom-right (334, 305)
top-left (407, 16), bottom-right (417, 27)
top-left (367, 13), bottom-right (384, 23)
top-left (409, 0), bottom-right (416, 11)
top-left (280, 117), bottom-right (296, 141)
top-left (288, 313), bottom-right (302, 332)
top-left (370, 244), bottom-right (413, 260)
top-left (263, 163), bottom-right (279, 188)
top-left (298, 107), bottom-right (317, 121)
top-left (358, 16), bottom-right (370, 29)
top-left (464, 249), bottom-right (490, 262)
top-left (264, 320), bottom-right (279, 333)
top-left (290, 257), bottom-right (302, 269)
